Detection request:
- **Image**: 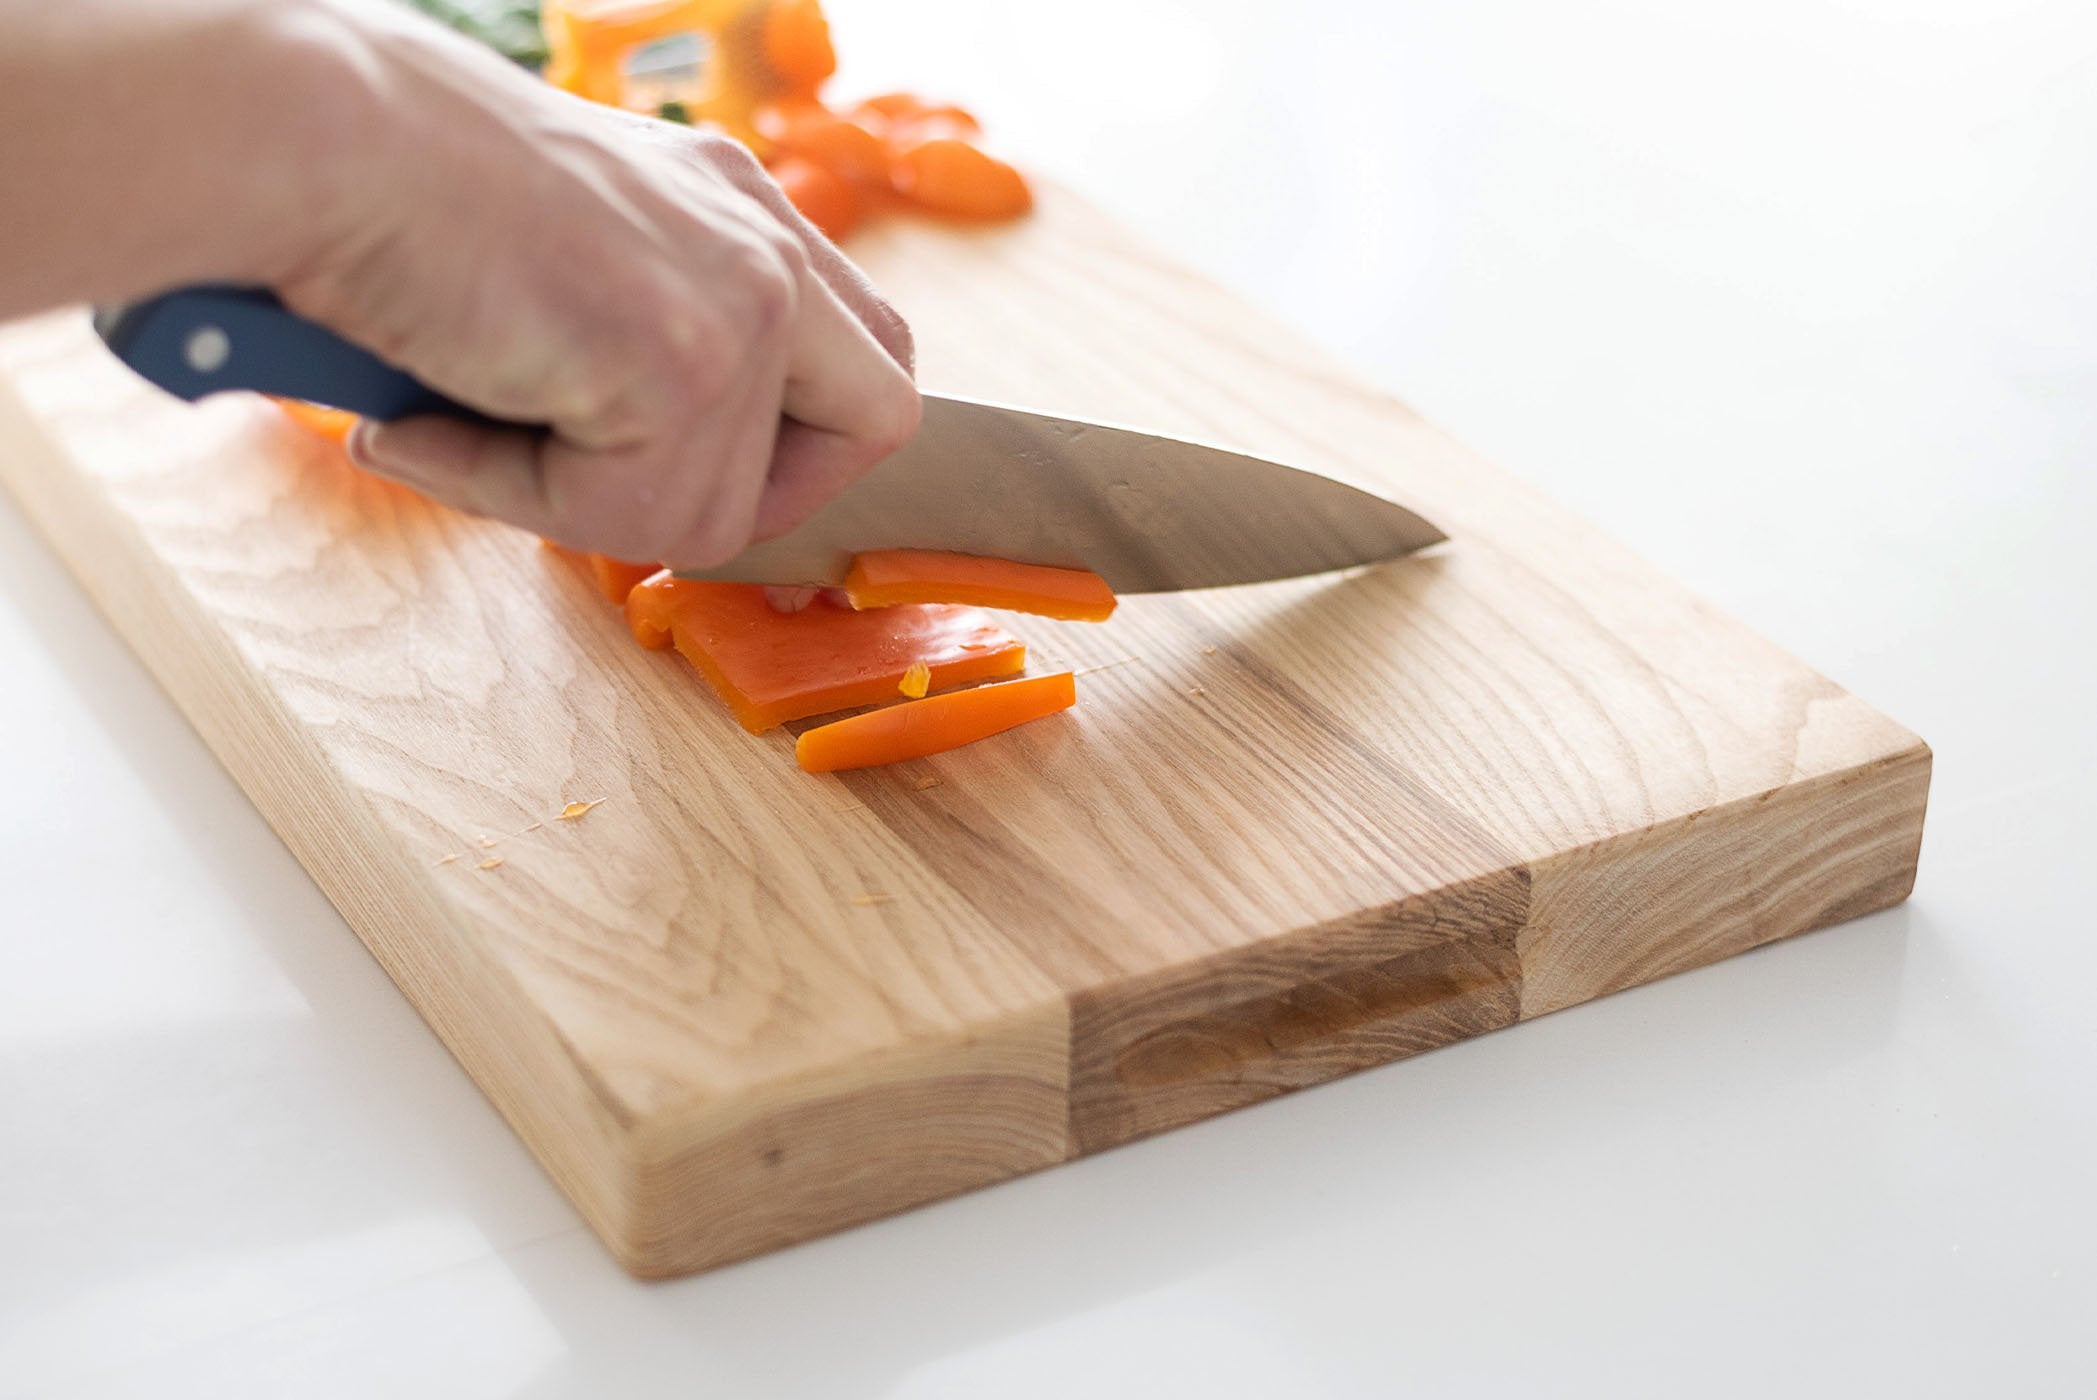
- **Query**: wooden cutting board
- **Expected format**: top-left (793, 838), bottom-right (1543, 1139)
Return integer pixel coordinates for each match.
top-left (0, 190), bottom-right (1929, 1278)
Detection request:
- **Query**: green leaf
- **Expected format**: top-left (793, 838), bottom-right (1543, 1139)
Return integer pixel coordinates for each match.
top-left (402, 0), bottom-right (549, 70)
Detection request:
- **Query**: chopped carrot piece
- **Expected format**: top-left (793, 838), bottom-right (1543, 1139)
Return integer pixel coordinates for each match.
top-left (899, 661), bottom-right (932, 698)
top-left (889, 136), bottom-right (1033, 220)
top-left (275, 397), bottom-right (358, 444)
top-left (762, 0), bottom-right (837, 96)
top-left (541, 540), bottom-right (659, 605)
top-left (754, 100), bottom-right (890, 185)
top-left (588, 555), bottom-right (659, 606)
top-left (853, 93), bottom-right (981, 136)
top-left (796, 672), bottom-right (1076, 772)
top-left (624, 574), bottom-right (1025, 732)
top-left (845, 549), bottom-right (1116, 621)
top-left (770, 154), bottom-right (863, 240)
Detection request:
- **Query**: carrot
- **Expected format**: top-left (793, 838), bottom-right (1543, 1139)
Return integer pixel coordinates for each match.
top-left (541, 542), bottom-right (659, 605)
top-left (274, 397), bottom-right (358, 444)
top-left (754, 100), bottom-right (890, 185)
top-left (769, 154), bottom-right (864, 239)
top-left (796, 672), bottom-right (1076, 772)
top-left (853, 93), bottom-right (981, 136)
top-left (762, 0), bottom-right (837, 96)
top-left (845, 549), bottom-right (1116, 621)
top-left (588, 555), bottom-right (660, 605)
top-left (624, 574), bottom-right (1026, 732)
top-left (889, 137), bottom-right (1033, 220)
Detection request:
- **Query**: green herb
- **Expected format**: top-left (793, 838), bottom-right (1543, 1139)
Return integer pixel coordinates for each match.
top-left (403, 0), bottom-right (549, 70)
top-left (657, 99), bottom-right (694, 124)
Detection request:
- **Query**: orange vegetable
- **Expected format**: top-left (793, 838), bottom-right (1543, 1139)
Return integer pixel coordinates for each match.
top-left (770, 155), bottom-right (863, 239)
top-left (796, 672), bottom-right (1076, 772)
top-left (845, 549), bottom-right (1116, 622)
top-left (624, 573), bottom-right (1026, 732)
top-left (753, 100), bottom-right (890, 185)
top-left (275, 397), bottom-right (358, 444)
top-left (587, 555), bottom-right (661, 605)
top-left (761, 0), bottom-right (838, 96)
top-left (542, 541), bottom-right (660, 605)
top-left (853, 93), bottom-right (981, 137)
top-left (890, 136), bottom-right (1033, 220)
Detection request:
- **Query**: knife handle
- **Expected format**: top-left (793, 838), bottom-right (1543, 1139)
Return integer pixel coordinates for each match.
top-left (92, 285), bottom-right (509, 425)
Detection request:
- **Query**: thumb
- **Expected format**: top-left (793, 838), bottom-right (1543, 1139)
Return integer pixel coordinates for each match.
top-left (348, 415), bottom-right (552, 529)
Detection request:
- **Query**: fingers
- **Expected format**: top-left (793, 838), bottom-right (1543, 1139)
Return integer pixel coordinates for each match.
top-left (699, 129), bottom-right (917, 374)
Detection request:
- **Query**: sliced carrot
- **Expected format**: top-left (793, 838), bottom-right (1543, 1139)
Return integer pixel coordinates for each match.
top-left (770, 154), bottom-right (863, 239)
top-left (542, 541), bottom-right (659, 605)
top-left (889, 136), bottom-right (1033, 220)
top-left (796, 672), bottom-right (1076, 772)
top-left (624, 574), bottom-right (1025, 732)
top-left (588, 555), bottom-right (660, 605)
top-left (762, 0), bottom-right (837, 96)
top-left (845, 549), bottom-right (1116, 622)
top-left (754, 100), bottom-right (890, 185)
top-left (853, 93), bottom-right (981, 136)
top-left (275, 397), bottom-right (358, 444)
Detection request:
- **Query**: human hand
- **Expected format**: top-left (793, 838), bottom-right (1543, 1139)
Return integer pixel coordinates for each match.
top-left (275, 1), bottom-right (919, 569)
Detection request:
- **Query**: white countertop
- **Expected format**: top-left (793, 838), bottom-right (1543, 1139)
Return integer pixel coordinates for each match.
top-left (4, 1), bottom-right (2092, 1395)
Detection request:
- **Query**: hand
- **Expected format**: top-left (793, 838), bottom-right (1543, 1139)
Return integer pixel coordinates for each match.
top-left (276, 1), bottom-right (919, 569)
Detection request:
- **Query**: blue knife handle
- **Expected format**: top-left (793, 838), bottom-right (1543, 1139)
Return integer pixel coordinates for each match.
top-left (92, 285), bottom-right (509, 425)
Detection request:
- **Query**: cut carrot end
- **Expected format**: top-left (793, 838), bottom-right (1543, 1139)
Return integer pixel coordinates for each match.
top-left (588, 555), bottom-right (660, 606)
top-left (889, 137), bottom-right (1032, 220)
top-left (796, 672), bottom-right (1076, 772)
top-left (762, 0), bottom-right (838, 95)
top-left (845, 549), bottom-right (1116, 621)
top-left (274, 397), bottom-right (359, 444)
top-left (769, 154), bottom-right (864, 240)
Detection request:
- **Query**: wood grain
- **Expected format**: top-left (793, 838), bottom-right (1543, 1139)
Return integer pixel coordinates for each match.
top-left (0, 189), bottom-right (1928, 1277)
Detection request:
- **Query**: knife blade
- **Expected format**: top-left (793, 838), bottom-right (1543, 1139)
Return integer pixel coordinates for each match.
top-left (682, 395), bottom-right (1444, 591)
top-left (93, 285), bottom-right (1444, 591)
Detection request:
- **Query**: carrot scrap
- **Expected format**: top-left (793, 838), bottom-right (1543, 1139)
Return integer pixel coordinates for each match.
top-left (625, 573), bottom-right (1026, 732)
top-left (899, 661), bottom-right (932, 698)
top-left (274, 397), bottom-right (358, 444)
top-left (852, 93), bottom-right (981, 136)
top-left (845, 549), bottom-right (1116, 622)
top-left (558, 799), bottom-right (604, 821)
top-left (761, 0), bottom-right (838, 96)
top-left (477, 856), bottom-right (505, 871)
top-left (754, 100), bottom-right (890, 185)
top-left (796, 672), bottom-right (1076, 772)
top-left (541, 539), bottom-right (659, 605)
top-left (889, 137), bottom-right (1033, 220)
top-left (770, 154), bottom-right (863, 240)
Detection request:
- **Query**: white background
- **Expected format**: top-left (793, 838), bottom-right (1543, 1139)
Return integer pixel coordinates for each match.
top-left (4, 1), bottom-right (2094, 1395)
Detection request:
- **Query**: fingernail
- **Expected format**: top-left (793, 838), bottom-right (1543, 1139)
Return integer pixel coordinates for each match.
top-left (349, 421), bottom-right (433, 490)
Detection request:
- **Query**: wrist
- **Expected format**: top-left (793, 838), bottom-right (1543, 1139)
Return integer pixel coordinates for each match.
top-left (206, 0), bottom-right (393, 289)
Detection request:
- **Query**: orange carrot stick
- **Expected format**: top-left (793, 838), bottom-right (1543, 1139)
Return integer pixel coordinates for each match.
top-left (796, 672), bottom-right (1076, 772)
top-left (845, 549), bottom-right (1116, 621)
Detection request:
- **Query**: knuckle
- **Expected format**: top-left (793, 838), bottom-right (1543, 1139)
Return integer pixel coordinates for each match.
top-left (736, 244), bottom-right (801, 335)
top-left (866, 383), bottom-right (923, 459)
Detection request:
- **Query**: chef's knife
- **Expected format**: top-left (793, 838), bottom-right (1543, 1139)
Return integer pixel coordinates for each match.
top-left (94, 286), bottom-right (1444, 591)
